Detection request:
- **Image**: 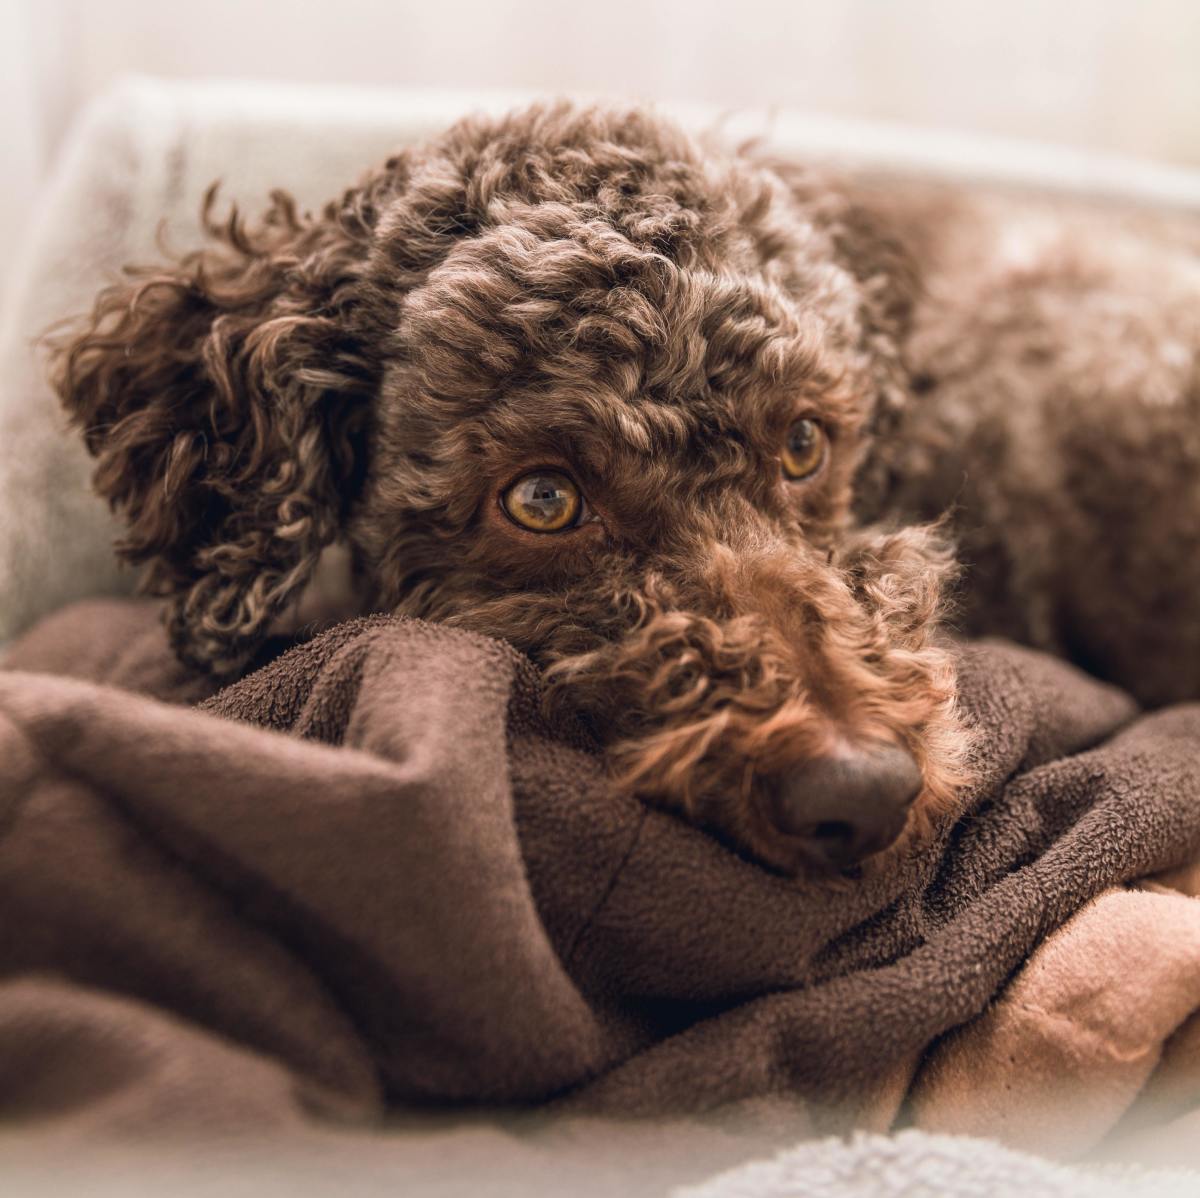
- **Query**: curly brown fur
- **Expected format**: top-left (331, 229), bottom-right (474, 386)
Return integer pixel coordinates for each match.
top-left (50, 101), bottom-right (1199, 873)
top-left (49, 180), bottom-right (395, 673)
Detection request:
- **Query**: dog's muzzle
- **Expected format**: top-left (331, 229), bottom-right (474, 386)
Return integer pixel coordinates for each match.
top-left (768, 743), bottom-right (922, 869)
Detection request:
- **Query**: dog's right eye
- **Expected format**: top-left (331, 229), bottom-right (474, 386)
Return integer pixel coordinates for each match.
top-left (502, 471), bottom-right (584, 533)
top-left (782, 418), bottom-right (828, 481)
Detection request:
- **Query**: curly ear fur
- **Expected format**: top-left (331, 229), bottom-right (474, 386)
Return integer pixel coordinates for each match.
top-left (49, 174), bottom-right (399, 675)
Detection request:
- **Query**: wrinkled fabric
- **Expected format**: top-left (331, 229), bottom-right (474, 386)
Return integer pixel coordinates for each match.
top-left (2, 599), bottom-right (1200, 1163)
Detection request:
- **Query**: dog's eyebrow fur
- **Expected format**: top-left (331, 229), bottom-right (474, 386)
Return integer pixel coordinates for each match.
top-left (613, 407), bottom-right (654, 454)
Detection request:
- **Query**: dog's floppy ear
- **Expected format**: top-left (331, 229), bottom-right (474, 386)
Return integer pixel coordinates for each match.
top-left (49, 175), bottom-right (396, 676)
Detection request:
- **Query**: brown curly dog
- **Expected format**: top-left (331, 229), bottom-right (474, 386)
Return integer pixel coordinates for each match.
top-left (49, 101), bottom-right (1200, 873)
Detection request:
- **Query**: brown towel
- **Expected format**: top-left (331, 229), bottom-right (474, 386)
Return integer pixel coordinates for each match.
top-left (2, 598), bottom-right (1199, 1149)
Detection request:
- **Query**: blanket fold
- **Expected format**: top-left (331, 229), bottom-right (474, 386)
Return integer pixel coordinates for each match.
top-left (3, 598), bottom-right (1200, 1161)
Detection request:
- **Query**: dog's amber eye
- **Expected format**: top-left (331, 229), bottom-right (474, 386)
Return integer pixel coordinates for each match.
top-left (502, 471), bottom-right (583, 532)
top-left (781, 418), bottom-right (827, 480)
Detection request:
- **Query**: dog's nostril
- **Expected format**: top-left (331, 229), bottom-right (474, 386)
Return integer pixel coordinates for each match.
top-left (810, 820), bottom-right (855, 843)
top-left (769, 743), bottom-right (922, 869)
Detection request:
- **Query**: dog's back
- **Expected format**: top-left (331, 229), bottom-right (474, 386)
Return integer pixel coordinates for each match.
top-left (866, 180), bottom-right (1200, 705)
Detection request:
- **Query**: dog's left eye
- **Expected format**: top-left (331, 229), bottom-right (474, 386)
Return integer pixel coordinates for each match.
top-left (502, 470), bottom-right (584, 532)
top-left (781, 418), bottom-right (828, 481)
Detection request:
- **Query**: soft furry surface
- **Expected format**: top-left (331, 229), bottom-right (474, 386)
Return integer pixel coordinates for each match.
top-left (674, 1131), bottom-right (1200, 1198)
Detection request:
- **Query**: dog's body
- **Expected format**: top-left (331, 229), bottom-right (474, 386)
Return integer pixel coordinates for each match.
top-left (874, 184), bottom-right (1200, 710)
top-left (51, 103), bottom-right (1200, 872)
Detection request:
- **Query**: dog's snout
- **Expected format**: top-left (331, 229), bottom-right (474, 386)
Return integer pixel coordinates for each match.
top-left (769, 743), bottom-right (922, 869)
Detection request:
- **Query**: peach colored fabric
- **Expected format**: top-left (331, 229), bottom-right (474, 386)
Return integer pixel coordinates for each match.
top-left (910, 885), bottom-right (1200, 1158)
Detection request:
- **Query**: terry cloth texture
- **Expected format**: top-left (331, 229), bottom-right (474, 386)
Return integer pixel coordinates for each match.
top-left (4, 598), bottom-right (1200, 1174)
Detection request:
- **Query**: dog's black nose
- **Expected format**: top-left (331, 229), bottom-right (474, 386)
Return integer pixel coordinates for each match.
top-left (770, 744), bottom-right (922, 869)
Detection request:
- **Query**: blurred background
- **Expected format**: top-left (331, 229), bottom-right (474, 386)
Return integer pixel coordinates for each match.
top-left (2, 0), bottom-right (1199, 286)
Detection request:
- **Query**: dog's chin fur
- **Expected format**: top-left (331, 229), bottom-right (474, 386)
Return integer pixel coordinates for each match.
top-left (49, 99), bottom-right (977, 872)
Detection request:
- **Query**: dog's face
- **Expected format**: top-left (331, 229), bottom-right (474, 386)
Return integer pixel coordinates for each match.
top-left (54, 103), bottom-right (967, 873)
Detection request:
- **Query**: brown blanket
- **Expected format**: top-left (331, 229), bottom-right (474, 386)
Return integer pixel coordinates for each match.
top-left (3, 598), bottom-right (1200, 1161)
